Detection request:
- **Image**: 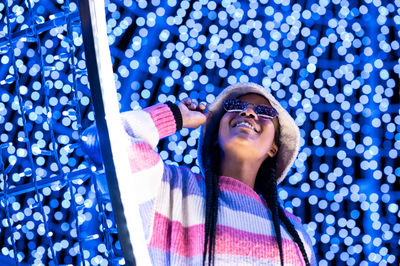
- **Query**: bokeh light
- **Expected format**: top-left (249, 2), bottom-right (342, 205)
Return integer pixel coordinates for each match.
top-left (0, 0), bottom-right (400, 265)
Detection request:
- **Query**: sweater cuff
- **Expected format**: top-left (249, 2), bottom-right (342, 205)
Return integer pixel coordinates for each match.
top-left (143, 104), bottom-right (177, 139)
top-left (165, 102), bottom-right (183, 131)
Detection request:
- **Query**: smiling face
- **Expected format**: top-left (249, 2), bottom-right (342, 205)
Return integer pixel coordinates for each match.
top-left (218, 93), bottom-right (279, 162)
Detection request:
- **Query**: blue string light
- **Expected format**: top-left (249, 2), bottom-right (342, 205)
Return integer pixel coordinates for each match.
top-left (0, 0), bottom-right (399, 265)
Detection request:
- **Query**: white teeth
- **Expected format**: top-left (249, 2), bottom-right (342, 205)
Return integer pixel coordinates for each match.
top-left (235, 121), bottom-right (254, 130)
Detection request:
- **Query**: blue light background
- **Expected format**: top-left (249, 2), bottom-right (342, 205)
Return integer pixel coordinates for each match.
top-left (0, 0), bottom-right (399, 265)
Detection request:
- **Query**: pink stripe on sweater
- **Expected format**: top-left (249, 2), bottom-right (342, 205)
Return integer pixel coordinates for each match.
top-left (128, 142), bottom-right (161, 173)
top-left (144, 104), bottom-right (176, 139)
top-left (219, 176), bottom-right (301, 223)
top-left (149, 212), bottom-right (204, 257)
top-left (150, 213), bottom-right (304, 263)
top-left (219, 176), bottom-right (264, 204)
top-left (216, 225), bottom-right (304, 264)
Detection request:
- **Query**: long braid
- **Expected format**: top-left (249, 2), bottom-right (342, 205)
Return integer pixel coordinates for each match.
top-left (210, 170), bottom-right (219, 265)
top-left (255, 156), bottom-right (311, 266)
top-left (202, 121), bottom-right (221, 266)
top-left (203, 167), bottom-right (213, 265)
top-left (257, 157), bottom-right (284, 266)
top-left (203, 162), bottom-right (219, 265)
top-left (278, 207), bottom-right (311, 266)
top-left (271, 173), bottom-right (284, 266)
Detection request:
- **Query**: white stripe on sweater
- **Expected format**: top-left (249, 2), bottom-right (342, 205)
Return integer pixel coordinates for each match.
top-left (121, 109), bottom-right (160, 149)
top-left (154, 181), bottom-right (302, 242)
top-left (120, 159), bottom-right (164, 204)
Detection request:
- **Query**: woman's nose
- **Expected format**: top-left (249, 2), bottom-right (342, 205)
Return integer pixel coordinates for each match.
top-left (239, 107), bottom-right (257, 119)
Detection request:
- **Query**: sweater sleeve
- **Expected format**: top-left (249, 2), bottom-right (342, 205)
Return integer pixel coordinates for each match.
top-left (119, 103), bottom-right (179, 222)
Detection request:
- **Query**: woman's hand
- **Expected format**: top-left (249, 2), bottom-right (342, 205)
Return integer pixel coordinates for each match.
top-left (178, 98), bottom-right (209, 128)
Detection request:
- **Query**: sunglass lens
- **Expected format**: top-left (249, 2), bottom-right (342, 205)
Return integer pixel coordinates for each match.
top-left (223, 99), bottom-right (277, 119)
top-left (255, 105), bottom-right (277, 118)
top-left (224, 99), bottom-right (244, 111)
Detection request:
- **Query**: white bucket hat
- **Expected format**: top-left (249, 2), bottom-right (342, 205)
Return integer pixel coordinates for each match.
top-left (198, 82), bottom-right (300, 184)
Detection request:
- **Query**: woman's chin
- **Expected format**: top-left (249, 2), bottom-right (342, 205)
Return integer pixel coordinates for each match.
top-left (221, 139), bottom-right (265, 159)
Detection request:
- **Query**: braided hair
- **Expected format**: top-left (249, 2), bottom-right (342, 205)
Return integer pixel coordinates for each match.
top-left (254, 156), bottom-right (311, 266)
top-left (200, 97), bottom-right (310, 266)
top-left (201, 111), bottom-right (222, 266)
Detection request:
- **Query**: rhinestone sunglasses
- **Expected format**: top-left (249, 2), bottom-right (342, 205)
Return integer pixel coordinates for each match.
top-left (223, 98), bottom-right (278, 120)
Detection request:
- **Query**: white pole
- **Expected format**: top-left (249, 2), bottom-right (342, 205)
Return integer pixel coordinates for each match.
top-left (78, 0), bottom-right (152, 265)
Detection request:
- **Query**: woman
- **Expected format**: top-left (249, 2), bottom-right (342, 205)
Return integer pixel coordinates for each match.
top-left (86, 82), bottom-right (316, 265)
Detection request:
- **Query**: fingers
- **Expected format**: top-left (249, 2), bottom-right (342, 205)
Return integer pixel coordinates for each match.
top-left (181, 98), bottom-right (208, 112)
top-left (198, 102), bottom-right (206, 111)
top-left (198, 103), bottom-right (210, 115)
top-left (181, 97), bottom-right (192, 106)
top-left (181, 97), bottom-right (195, 110)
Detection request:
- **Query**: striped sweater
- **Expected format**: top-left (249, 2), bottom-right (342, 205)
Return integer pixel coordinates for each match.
top-left (120, 103), bottom-right (317, 265)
